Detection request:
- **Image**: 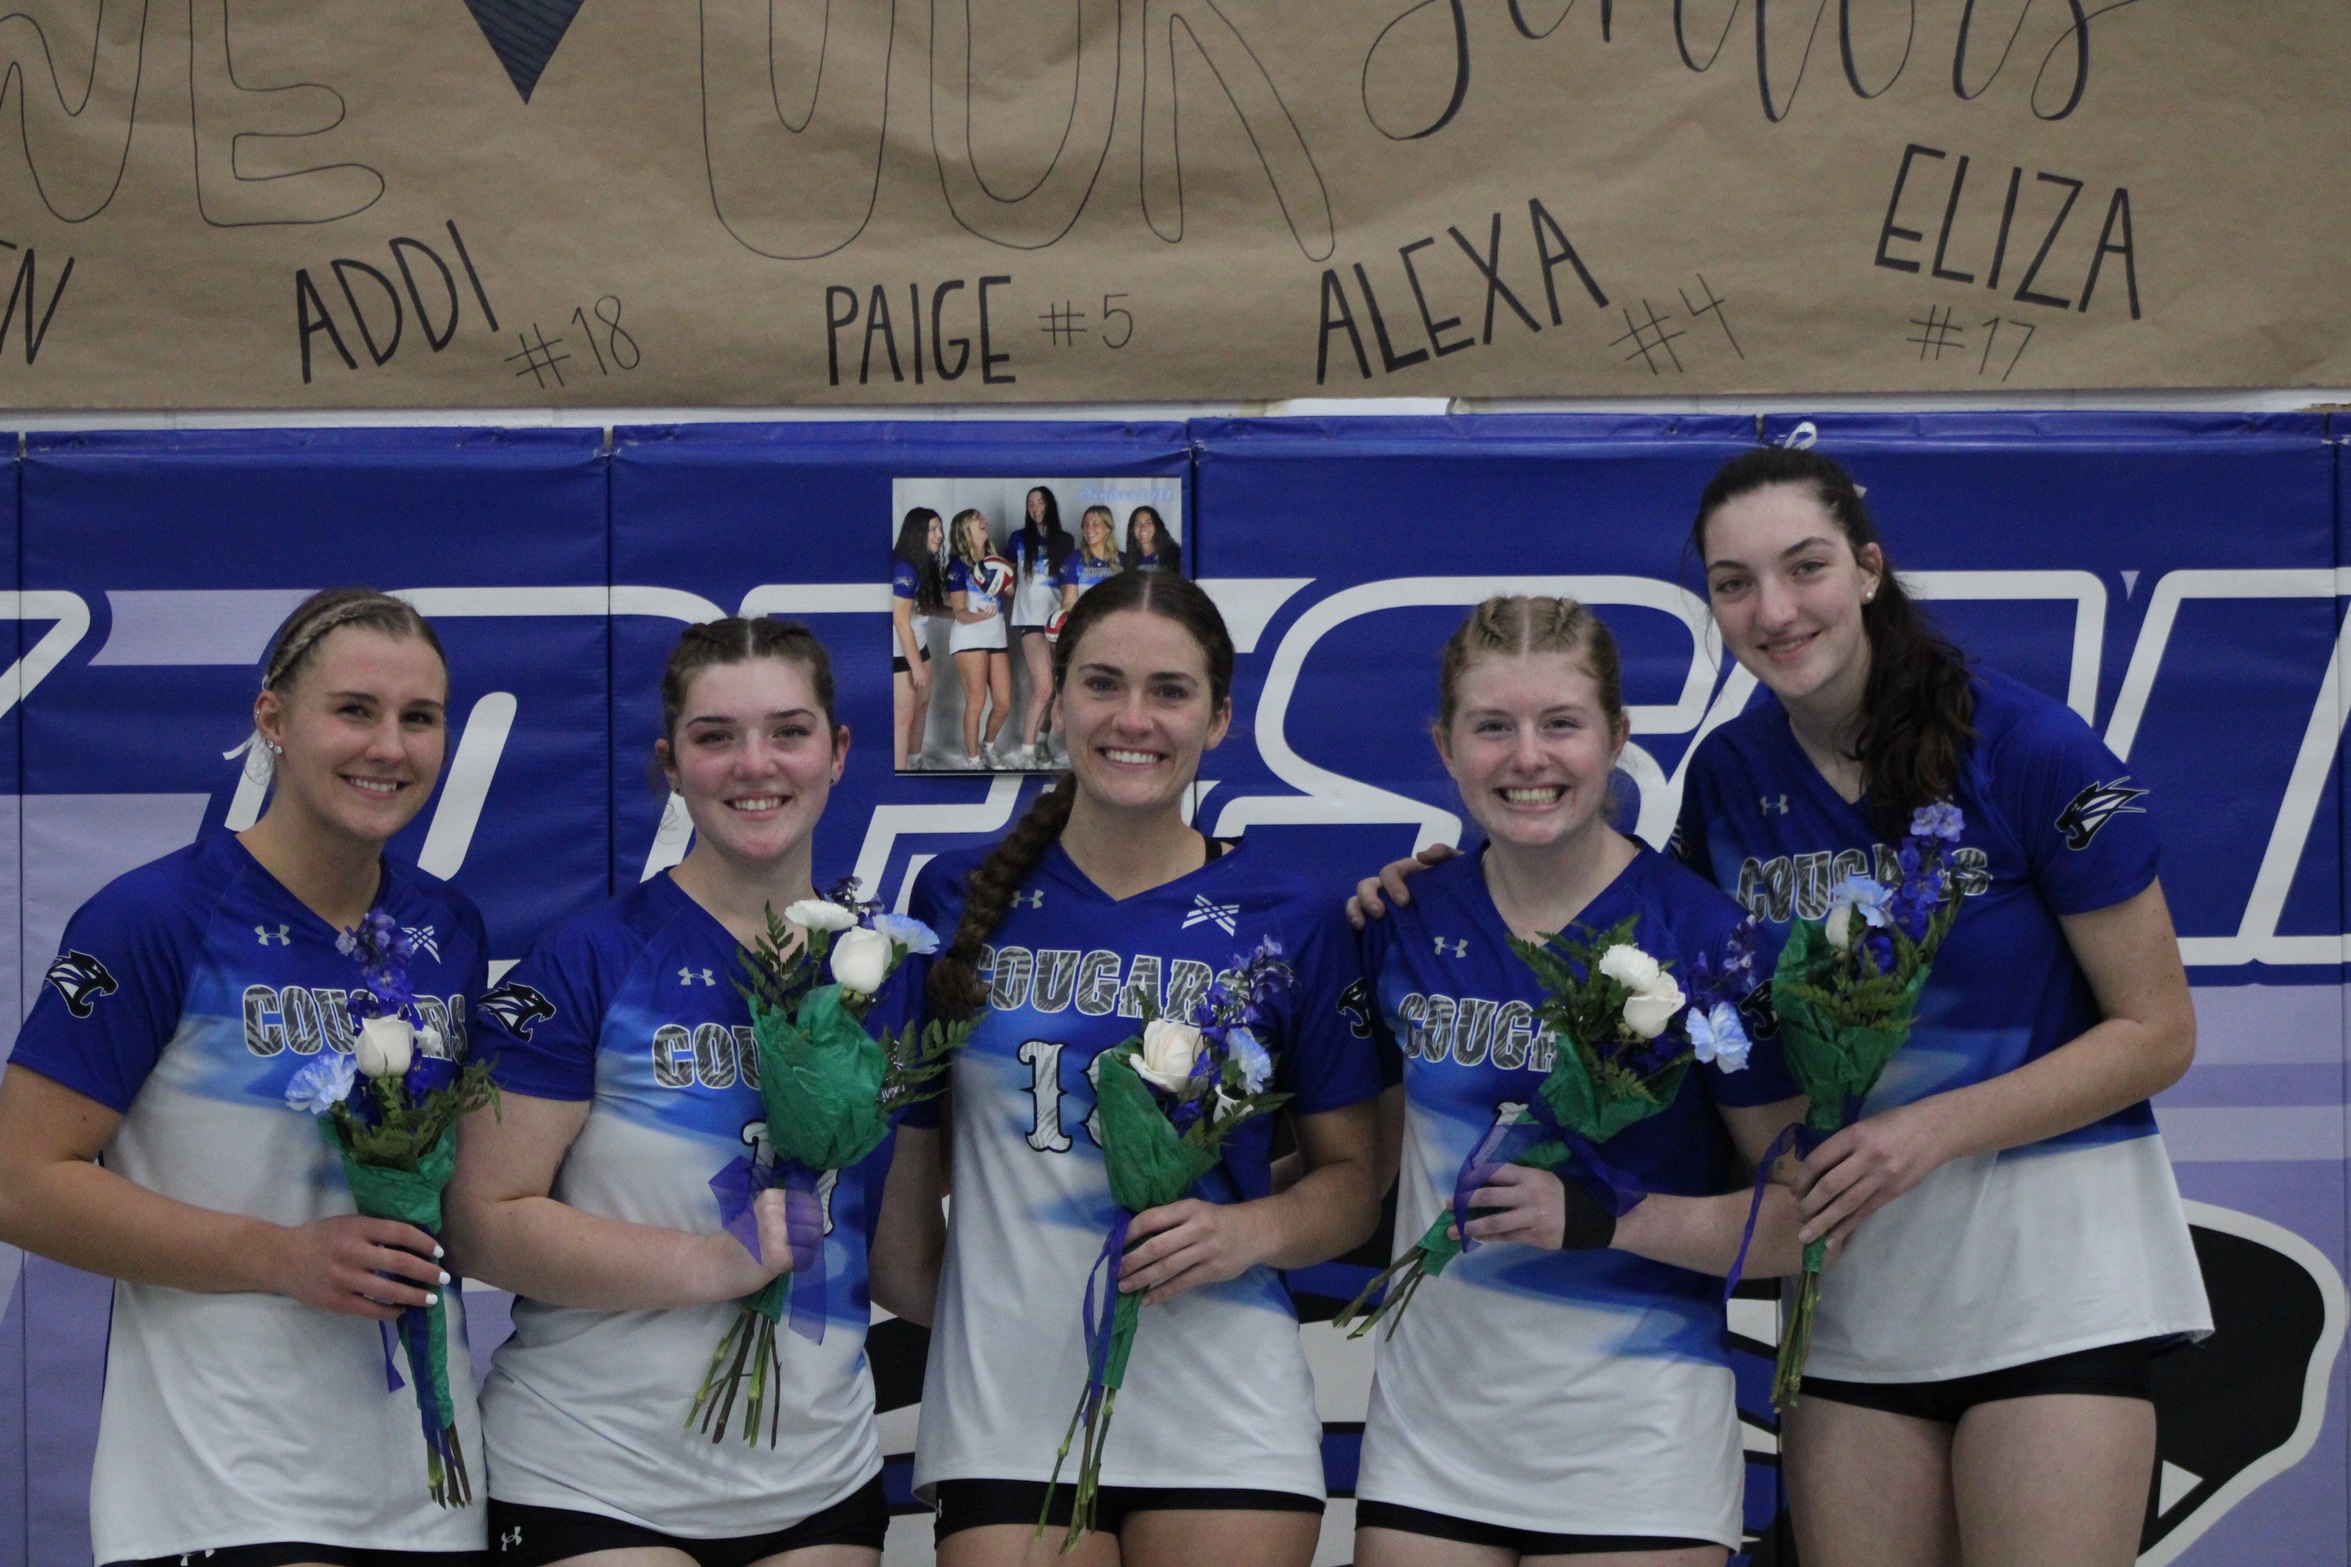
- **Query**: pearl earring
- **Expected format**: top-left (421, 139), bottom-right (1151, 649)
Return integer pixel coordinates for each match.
top-left (266, 741), bottom-right (284, 755)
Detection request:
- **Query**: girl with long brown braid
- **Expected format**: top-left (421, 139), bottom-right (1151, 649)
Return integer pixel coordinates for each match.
top-left (890, 570), bottom-right (1386, 1567)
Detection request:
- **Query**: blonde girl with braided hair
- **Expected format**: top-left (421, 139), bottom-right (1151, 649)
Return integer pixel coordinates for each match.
top-left (887, 568), bottom-right (1387, 1567)
top-left (0, 589), bottom-right (492, 1567)
top-left (1348, 597), bottom-right (1807, 1567)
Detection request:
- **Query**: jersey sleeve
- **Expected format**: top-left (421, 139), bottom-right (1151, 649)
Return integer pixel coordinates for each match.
top-left (885, 858), bottom-right (970, 1131)
top-left (1992, 697), bottom-right (2162, 915)
top-left (892, 559), bottom-right (918, 600)
top-left (1671, 736), bottom-right (1722, 882)
top-left (1349, 917), bottom-right (1405, 1088)
top-left (10, 870), bottom-right (206, 1114)
top-left (476, 918), bottom-right (624, 1102)
top-left (1270, 900), bottom-right (1387, 1116)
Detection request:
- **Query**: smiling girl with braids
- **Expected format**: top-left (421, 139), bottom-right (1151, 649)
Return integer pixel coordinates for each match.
top-left (888, 570), bottom-right (1386, 1567)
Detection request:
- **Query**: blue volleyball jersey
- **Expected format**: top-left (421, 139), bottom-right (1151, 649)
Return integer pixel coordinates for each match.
top-left (891, 557), bottom-right (921, 600)
top-left (10, 830), bottom-right (486, 1561)
top-left (1057, 549), bottom-right (1121, 594)
top-left (1354, 844), bottom-right (1791, 1545)
top-left (1676, 667), bottom-right (2209, 1379)
top-left (475, 872), bottom-right (892, 1535)
top-left (900, 839), bottom-right (1384, 1499)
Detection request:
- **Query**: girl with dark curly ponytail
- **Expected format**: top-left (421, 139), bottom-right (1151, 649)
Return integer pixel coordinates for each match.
top-left (898, 569), bottom-right (1386, 1567)
top-left (1680, 447), bottom-right (2207, 1567)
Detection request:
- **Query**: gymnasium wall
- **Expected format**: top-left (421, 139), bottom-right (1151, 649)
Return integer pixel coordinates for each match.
top-left (0, 412), bottom-right (2341, 1567)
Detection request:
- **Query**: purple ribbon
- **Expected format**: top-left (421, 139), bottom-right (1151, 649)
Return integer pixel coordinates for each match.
top-left (377, 1319), bottom-right (405, 1393)
top-left (1450, 1113), bottom-right (1645, 1255)
top-left (779, 1161), bottom-right (829, 1346)
top-left (709, 1154), bottom-right (833, 1345)
top-left (1722, 1121), bottom-right (1825, 1300)
top-left (1082, 1211), bottom-right (1135, 1390)
top-left (710, 1155), bottom-right (765, 1257)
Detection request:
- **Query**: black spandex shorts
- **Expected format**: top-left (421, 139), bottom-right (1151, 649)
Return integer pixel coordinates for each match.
top-left (931, 1478), bottom-right (1322, 1544)
top-left (107, 1550), bottom-right (483, 1567)
top-left (1799, 1337), bottom-right (2157, 1426)
top-left (486, 1474), bottom-right (889, 1567)
top-left (892, 646), bottom-right (934, 676)
top-left (1356, 1500), bottom-right (1717, 1557)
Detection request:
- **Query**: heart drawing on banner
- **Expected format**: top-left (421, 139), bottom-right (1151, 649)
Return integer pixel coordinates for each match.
top-left (465, 0), bottom-right (589, 102)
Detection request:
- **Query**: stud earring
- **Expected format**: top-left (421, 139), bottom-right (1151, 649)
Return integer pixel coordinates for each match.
top-left (266, 741), bottom-right (284, 755)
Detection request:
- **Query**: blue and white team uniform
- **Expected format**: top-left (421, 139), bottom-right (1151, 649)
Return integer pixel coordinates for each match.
top-left (903, 840), bottom-right (1385, 1501)
top-left (474, 872), bottom-right (895, 1536)
top-left (1355, 845), bottom-right (1797, 1548)
top-left (946, 557), bottom-right (1007, 654)
top-left (1677, 668), bottom-right (2211, 1382)
top-left (1007, 530), bottom-right (1065, 629)
top-left (9, 831), bottom-right (487, 1564)
top-left (1058, 549), bottom-right (1121, 599)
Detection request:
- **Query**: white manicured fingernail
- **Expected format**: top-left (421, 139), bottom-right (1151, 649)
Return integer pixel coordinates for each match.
top-left (425, 1292), bottom-right (440, 1306)
top-left (433, 1244), bottom-right (445, 1259)
top-left (437, 1271), bottom-right (451, 1285)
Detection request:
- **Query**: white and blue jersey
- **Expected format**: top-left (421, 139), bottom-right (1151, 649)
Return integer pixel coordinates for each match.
top-left (474, 872), bottom-right (893, 1536)
top-left (891, 558), bottom-right (922, 604)
top-left (1355, 845), bottom-right (1795, 1546)
top-left (945, 557), bottom-right (1007, 654)
top-left (1677, 667), bottom-right (2211, 1381)
top-left (900, 840), bottom-right (1385, 1500)
top-left (1058, 549), bottom-right (1122, 597)
top-left (1007, 530), bottom-right (1065, 626)
top-left (9, 830), bottom-right (487, 1563)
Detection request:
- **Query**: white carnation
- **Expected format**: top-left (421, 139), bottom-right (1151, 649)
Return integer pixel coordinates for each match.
top-left (1597, 944), bottom-right (1662, 992)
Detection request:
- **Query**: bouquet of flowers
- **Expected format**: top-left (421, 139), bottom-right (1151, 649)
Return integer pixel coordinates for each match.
top-left (1041, 936), bottom-right (1296, 1547)
top-left (283, 911), bottom-right (497, 1507)
top-left (1747, 802), bottom-right (1967, 1408)
top-left (1337, 915), bottom-right (1757, 1339)
top-left (689, 880), bottom-right (969, 1446)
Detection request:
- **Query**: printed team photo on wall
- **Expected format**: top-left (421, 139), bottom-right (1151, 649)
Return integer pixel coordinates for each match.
top-left (887, 475), bottom-right (1185, 773)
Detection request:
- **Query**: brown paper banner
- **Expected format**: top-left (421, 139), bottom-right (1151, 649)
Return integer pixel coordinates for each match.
top-left (1, 1), bottom-right (2344, 409)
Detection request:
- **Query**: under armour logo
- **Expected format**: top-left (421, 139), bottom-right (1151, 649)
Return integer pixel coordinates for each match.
top-left (1760, 794), bottom-right (1790, 816)
top-left (255, 923), bottom-right (290, 945)
top-left (499, 1528), bottom-right (523, 1551)
top-left (1433, 936), bottom-right (1467, 958)
top-left (403, 925), bottom-right (441, 962)
top-left (1013, 889), bottom-right (1046, 909)
top-left (679, 966), bottom-right (716, 987)
top-left (1182, 894), bottom-right (1241, 935)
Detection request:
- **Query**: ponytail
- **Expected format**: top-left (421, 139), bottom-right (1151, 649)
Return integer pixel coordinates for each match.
top-left (1693, 447), bottom-right (1974, 841)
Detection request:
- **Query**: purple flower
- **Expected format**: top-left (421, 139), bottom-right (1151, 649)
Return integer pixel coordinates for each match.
top-left (404, 1054), bottom-right (458, 1101)
top-left (1911, 802), bottom-right (1964, 843)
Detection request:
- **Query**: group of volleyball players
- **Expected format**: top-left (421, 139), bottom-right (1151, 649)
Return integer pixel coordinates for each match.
top-left (0, 447), bottom-right (2208, 1567)
top-left (893, 490), bottom-right (1180, 773)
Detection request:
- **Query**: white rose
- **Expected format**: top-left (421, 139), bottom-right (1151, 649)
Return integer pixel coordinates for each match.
top-left (784, 898), bottom-right (857, 932)
top-left (1621, 975), bottom-right (1685, 1040)
top-left (830, 926), bottom-right (894, 994)
top-left (1135, 1019), bottom-right (1203, 1093)
top-left (1825, 901), bottom-right (1855, 953)
top-left (1597, 944), bottom-right (1662, 992)
top-left (354, 1014), bottom-right (415, 1079)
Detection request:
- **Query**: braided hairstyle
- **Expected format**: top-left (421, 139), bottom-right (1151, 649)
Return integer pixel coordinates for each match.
top-left (260, 588), bottom-right (446, 698)
top-left (1692, 447), bottom-right (1975, 840)
top-left (1435, 595), bottom-right (1626, 739)
top-left (655, 616), bottom-right (841, 775)
top-left (926, 570), bottom-right (1235, 1020)
top-left (243, 589), bottom-right (447, 779)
